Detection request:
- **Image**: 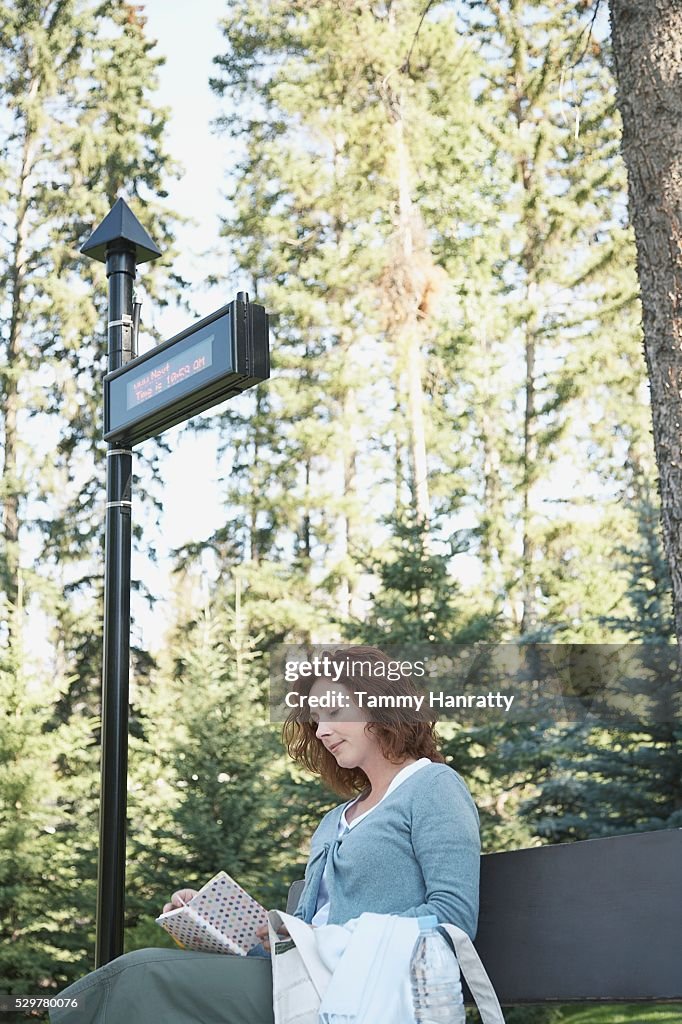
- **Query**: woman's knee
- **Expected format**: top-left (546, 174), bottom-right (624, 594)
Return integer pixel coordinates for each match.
top-left (106, 947), bottom-right (186, 970)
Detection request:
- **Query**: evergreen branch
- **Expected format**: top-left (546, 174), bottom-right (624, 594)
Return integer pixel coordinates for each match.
top-left (569, 0), bottom-right (604, 70)
top-left (401, 0), bottom-right (437, 76)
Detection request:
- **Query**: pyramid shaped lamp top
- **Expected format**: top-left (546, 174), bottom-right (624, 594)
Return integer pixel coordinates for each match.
top-left (80, 197), bottom-right (162, 265)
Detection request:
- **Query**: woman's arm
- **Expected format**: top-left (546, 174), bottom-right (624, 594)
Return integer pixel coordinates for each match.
top-left (397, 769), bottom-right (481, 938)
top-left (291, 807), bottom-right (339, 921)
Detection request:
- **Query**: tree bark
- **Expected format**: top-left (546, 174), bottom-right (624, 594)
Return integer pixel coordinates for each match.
top-left (392, 109), bottom-right (430, 525)
top-left (339, 379), bottom-right (358, 617)
top-left (511, 16), bottom-right (539, 636)
top-left (609, 0), bottom-right (682, 642)
top-left (2, 95), bottom-right (37, 625)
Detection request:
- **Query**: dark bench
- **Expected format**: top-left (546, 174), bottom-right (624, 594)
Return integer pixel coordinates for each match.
top-left (286, 829), bottom-right (682, 1005)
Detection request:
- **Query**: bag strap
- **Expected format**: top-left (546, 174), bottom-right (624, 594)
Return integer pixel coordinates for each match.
top-left (268, 910), bottom-right (332, 998)
top-left (440, 923), bottom-right (507, 1024)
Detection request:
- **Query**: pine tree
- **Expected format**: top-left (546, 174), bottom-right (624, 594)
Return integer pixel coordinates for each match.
top-left (0, 596), bottom-right (67, 990)
top-left (348, 509), bottom-right (495, 646)
top-left (521, 478), bottom-right (682, 848)
top-left (0, 0), bottom-right (182, 987)
top-left (208, 0), bottom-right (492, 630)
top-left (125, 567), bottom-right (335, 941)
top-left (0, 0), bottom-right (180, 661)
top-left (519, 720), bottom-right (682, 842)
top-left (454, 0), bottom-right (650, 639)
top-left (602, 472), bottom-right (674, 643)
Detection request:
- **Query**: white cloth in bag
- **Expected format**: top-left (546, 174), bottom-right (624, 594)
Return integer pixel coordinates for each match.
top-left (268, 910), bottom-right (506, 1024)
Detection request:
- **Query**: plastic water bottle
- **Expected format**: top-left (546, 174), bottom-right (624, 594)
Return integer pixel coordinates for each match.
top-left (410, 915), bottom-right (466, 1023)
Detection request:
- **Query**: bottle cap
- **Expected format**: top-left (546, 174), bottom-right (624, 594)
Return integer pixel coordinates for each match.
top-left (417, 915), bottom-right (439, 931)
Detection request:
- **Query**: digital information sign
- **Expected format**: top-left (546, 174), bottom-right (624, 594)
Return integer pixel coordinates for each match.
top-left (126, 334), bottom-right (214, 410)
top-left (104, 295), bottom-right (269, 446)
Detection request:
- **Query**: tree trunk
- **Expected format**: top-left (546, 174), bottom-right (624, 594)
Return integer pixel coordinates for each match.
top-left (609, 0), bottom-right (682, 642)
top-left (394, 112), bottom-right (430, 525)
top-left (301, 456), bottom-right (311, 563)
top-left (521, 311), bottom-right (537, 635)
top-left (2, 103), bottom-right (36, 627)
top-left (249, 390), bottom-right (263, 564)
top-left (339, 379), bottom-right (358, 617)
top-left (476, 314), bottom-right (506, 594)
top-left (512, 26), bottom-right (539, 636)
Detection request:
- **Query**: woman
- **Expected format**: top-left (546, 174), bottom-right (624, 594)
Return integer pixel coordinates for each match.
top-left (51, 646), bottom-right (480, 1024)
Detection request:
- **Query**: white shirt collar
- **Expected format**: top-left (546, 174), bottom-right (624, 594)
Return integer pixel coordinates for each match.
top-left (340, 757), bottom-right (431, 831)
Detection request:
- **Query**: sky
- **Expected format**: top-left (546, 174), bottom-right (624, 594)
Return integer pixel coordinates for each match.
top-left (128, 1), bottom-right (239, 651)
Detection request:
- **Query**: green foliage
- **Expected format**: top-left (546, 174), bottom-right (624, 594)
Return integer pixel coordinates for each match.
top-left (497, 1010), bottom-right (564, 1024)
top-left (518, 722), bottom-right (682, 841)
top-left (0, 599), bottom-right (98, 990)
top-left (43, 711), bottom-right (100, 982)
top-left (0, 0), bottom-right (181, 662)
top-left (0, 0), bottom-right (180, 993)
top-left (207, 0), bottom-right (493, 621)
top-left (0, 609), bottom-right (56, 989)
top-left (346, 510), bottom-right (496, 644)
top-left (603, 474), bottom-right (675, 642)
top-left (0, 0), bottom-right (679, 1007)
top-left (450, 0), bottom-right (649, 638)
top-left (558, 1005), bottom-right (682, 1024)
top-left (125, 569), bottom-right (336, 945)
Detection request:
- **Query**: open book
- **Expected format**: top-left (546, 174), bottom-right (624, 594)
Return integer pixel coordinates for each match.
top-left (155, 871), bottom-right (268, 955)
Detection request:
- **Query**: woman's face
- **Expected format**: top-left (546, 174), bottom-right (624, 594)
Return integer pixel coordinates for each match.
top-left (308, 679), bottom-right (379, 771)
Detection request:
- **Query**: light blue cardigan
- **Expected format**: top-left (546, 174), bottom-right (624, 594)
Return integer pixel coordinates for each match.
top-left (293, 762), bottom-right (481, 939)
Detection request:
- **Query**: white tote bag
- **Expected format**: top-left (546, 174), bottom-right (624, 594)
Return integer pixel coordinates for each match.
top-left (268, 910), bottom-right (506, 1024)
top-left (269, 911), bottom-right (332, 1024)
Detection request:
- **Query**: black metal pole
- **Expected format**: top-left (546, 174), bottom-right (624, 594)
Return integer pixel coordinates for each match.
top-left (80, 198), bottom-right (160, 967)
top-left (95, 240), bottom-right (136, 967)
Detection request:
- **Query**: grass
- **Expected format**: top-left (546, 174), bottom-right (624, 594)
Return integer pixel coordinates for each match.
top-left (557, 1005), bottom-right (682, 1024)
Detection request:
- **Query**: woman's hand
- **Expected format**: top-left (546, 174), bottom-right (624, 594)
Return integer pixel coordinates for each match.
top-left (162, 888), bottom-right (199, 915)
top-left (254, 921), bottom-right (290, 953)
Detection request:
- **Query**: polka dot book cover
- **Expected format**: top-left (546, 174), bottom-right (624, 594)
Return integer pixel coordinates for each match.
top-left (155, 871), bottom-right (269, 955)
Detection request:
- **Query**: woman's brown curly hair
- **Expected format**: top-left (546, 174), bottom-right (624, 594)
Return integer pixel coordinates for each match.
top-left (282, 645), bottom-right (444, 797)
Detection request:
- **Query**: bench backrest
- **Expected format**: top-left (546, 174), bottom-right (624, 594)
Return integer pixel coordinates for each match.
top-left (286, 828), bottom-right (682, 1004)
